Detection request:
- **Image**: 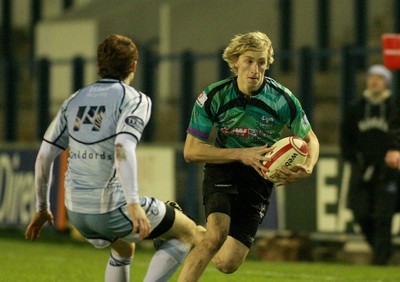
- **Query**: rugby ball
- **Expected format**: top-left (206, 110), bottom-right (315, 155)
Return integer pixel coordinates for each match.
top-left (262, 136), bottom-right (308, 182)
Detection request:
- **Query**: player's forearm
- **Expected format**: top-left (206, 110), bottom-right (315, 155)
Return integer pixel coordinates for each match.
top-left (184, 142), bottom-right (243, 164)
top-left (304, 130), bottom-right (320, 173)
top-left (35, 158), bottom-right (52, 211)
top-left (115, 135), bottom-right (140, 204)
top-left (35, 142), bottom-right (62, 211)
top-left (184, 133), bottom-right (245, 164)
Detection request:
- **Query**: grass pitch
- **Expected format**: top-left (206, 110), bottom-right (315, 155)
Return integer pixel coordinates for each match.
top-left (1, 228), bottom-right (399, 282)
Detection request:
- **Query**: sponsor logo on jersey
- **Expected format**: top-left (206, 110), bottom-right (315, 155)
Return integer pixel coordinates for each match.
top-left (261, 116), bottom-right (274, 124)
top-left (220, 127), bottom-right (270, 140)
top-left (74, 105), bottom-right (106, 131)
top-left (196, 91), bottom-right (208, 107)
top-left (70, 150), bottom-right (112, 160)
top-left (221, 127), bottom-right (249, 137)
top-left (125, 116), bottom-right (145, 132)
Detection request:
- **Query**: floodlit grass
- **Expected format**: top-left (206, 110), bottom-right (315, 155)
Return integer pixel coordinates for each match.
top-left (1, 229), bottom-right (399, 282)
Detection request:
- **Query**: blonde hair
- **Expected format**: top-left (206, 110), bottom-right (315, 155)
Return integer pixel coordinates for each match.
top-left (222, 31), bottom-right (274, 74)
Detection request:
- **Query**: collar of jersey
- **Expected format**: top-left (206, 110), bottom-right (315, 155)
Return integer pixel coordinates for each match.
top-left (97, 78), bottom-right (123, 84)
top-left (233, 76), bottom-right (267, 98)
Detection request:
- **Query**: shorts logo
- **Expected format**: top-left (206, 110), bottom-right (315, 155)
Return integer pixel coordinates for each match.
top-left (259, 203), bottom-right (267, 219)
top-left (151, 206), bottom-right (160, 216)
top-left (247, 235), bottom-right (255, 244)
top-left (215, 184), bottom-right (232, 188)
top-left (125, 116), bottom-right (144, 132)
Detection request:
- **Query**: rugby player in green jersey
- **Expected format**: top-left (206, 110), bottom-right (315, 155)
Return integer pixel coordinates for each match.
top-left (178, 31), bottom-right (320, 281)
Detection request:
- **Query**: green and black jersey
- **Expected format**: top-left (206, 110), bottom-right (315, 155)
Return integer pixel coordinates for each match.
top-left (187, 76), bottom-right (311, 148)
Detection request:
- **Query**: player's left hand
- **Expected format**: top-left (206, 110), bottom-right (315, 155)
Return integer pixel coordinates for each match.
top-left (127, 203), bottom-right (151, 239)
top-left (273, 164), bottom-right (311, 186)
top-left (25, 210), bottom-right (54, 241)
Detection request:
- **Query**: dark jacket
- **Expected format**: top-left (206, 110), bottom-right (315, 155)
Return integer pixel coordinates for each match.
top-left (340, 93), bottom-right (400, 166)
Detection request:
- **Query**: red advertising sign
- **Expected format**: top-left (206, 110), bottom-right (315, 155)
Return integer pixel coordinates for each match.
top-left (382, 33), bottom-right (400, 70)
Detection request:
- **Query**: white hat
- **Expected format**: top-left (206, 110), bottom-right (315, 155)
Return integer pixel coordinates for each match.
top-left (367, 64), bottom-right (392, 86)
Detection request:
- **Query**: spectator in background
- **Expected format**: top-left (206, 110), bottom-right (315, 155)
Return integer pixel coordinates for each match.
top-left (178, 31), bottom-right (320, 281)
top-left (340, 64), bottom-right (400, 266)
top-left (25, 34), bottom-right (204, 282)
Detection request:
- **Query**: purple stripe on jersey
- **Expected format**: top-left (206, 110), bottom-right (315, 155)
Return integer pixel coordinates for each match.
top-left (187, 126), bottom-right (209, 140)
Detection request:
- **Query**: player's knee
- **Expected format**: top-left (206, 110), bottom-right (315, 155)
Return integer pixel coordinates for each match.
top-left (202, 231), bottom-right (228, 253)
top-left (214, 256), bottom-right (241, 274)
top-left (209, 226), bottom-right (229, 244)
top-left (217, 264), bottom-right (240, 274)
top-left (111, 240), bottom-right (135, 258)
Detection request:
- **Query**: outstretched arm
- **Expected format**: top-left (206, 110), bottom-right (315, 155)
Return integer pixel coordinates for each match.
top-left (25, 142), bottom-right (63, 241)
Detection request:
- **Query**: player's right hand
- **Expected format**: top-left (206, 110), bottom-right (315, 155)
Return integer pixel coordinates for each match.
top-left (240, 144), bottom-right (272, 177)
top-left (25, 210), bottom-right (54, 241)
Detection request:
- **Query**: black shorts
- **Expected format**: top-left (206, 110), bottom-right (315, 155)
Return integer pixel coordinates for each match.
top-left (148, 204), bottom-right (175, 239)
top-left (203, 162), bottom-right (274, 248)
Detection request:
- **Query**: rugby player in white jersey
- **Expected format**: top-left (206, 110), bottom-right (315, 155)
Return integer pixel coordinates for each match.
top-left (25, 34), bottom-right (204, 282)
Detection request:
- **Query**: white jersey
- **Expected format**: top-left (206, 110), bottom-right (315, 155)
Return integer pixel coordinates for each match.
top-left (44, 79), bottom-right (152, 214)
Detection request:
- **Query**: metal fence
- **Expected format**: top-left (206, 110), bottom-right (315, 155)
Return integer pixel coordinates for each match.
top-left (1, 45), bottom-right (399, 144)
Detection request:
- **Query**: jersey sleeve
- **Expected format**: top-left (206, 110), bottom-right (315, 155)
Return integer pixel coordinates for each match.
top-left (287, 94), bottom-right (312, 138)
top-left (186, 91), bottom-right (214, 141)
top-left (43, 99), bottom-right (71, 150)
top-left (116, 93), bottom-right (152, 142)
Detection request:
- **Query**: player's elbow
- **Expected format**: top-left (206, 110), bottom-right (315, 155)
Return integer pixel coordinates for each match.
top-left (183, 136), bottom-right (204, 163)
top-left (183, 150), bottom-right (196, 163)
top-left (114, 143), bottom-right (126, 161)
top-left (183, 142), bottom-right (195, 163)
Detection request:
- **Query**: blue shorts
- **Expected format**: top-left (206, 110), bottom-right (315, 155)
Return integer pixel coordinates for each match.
top-left (67, 196), bottom-right (175, 248)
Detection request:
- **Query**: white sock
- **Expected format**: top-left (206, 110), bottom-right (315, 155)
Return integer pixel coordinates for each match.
top-left (143, 239), bottom-right (190, 282)
top-left (105, 253), bottom-right (133, 282)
